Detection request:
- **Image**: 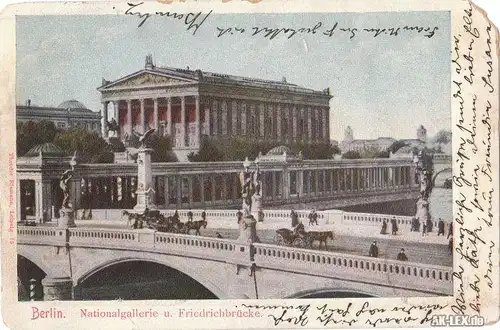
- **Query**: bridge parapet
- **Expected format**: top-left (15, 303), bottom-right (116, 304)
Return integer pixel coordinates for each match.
top-left (253, 243), bottom-right (452, 295)
top-left (17, 227), bottom-right (67, 246)
top-left (20, 227), bottom-right (250, 266)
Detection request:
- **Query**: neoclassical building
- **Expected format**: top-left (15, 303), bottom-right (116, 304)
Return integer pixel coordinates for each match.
top-left (16, 99), bottom-right (101, 133)
top-left (98, 55), bottom-right (331, 158)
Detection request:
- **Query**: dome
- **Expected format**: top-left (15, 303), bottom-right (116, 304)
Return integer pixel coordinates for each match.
top-left (58, 99), bottom-right (88, 110)
top-left (266, 145), bottom-right (293, 156)
top-left (25, 143), bottom-right (66, 157)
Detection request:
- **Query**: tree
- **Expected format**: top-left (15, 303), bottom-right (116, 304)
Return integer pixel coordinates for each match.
top-left (17, 120), bottom-right (59, 156)
top-left (53, 128), bottom-right (114, 163)
top-left (432, 130), bottom-right (452, 144)
top-left (341, 151), bottom-right (361, 159)
top-left (188, 136), bottom-right (223, 162)
top-left (147, 134), bottom-right (176, 162)
top-left (388, 140), bottom-right (408, 153)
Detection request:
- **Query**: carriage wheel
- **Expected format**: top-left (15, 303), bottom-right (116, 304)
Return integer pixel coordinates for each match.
top-left (274, 234), bottom-right (285, 246)
top-left (292, 238), bottom-right (305, 248)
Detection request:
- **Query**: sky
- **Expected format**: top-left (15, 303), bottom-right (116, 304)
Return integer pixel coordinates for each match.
top-left (16, 11), bottom-right (450, 141)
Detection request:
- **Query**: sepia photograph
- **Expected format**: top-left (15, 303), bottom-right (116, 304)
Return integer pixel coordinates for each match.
top-left (14, 8), bottom-right (454, 301)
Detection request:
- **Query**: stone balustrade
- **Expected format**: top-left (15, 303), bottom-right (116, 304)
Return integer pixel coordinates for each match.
top-left (17, 227), bottom-right (67, 246)
top-left (18, 226), bottom-right (452, 295)
top-left (89, 208), bottom-right (441, 228)
top-left (253, 243), bottom-right (452, 295)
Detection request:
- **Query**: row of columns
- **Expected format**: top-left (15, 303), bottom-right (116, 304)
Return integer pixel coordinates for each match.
top-left (207, 98), bottom-right (329, 143)
top-left (102, 95), bottom-right (201, 148)
top-left (101, 97), bottom-right (329, 145)
top-left (297, 166), bottom-right (412, 198)
top-left (18, 165), bottom-right (413, 221)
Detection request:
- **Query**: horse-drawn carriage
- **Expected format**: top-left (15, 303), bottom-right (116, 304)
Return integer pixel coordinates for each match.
top-left (274, 223), bottom-right (334, 249)
top-left (122, 210), bottom-right (207, 235)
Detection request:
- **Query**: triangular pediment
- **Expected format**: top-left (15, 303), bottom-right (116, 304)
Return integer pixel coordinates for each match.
top-left (100, 70), bottom-right (196, 90)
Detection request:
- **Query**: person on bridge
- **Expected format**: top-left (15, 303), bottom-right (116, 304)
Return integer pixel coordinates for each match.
top-left (447, 222), bottom-right (453, 239)
top-left (216, 232), bottom-right (223, 239)
top-left (173, 210), bottom-right (179, 222)
top-left (380, 220), bottom-right (388, 235)
top-left (422, 222), bottom-right (427, 236)
top-left (391, 217), bottom-right (398, 235)
top-left (187, 209), bottom-right (193, 223)
top-left (448, 237), bottom-right (453, 254)
top-left (290, 209), bottom-right (299, 227)
top-left (201, 210), bottom-right (207, 222)
top-left (396, 248), bottom-right (408, 261)
top-left (437, 218), bottom-right (445, 236)
top-left (369, 241), bottom-right (379, 257)
top-left (237, 210), bottom-right (243, 224)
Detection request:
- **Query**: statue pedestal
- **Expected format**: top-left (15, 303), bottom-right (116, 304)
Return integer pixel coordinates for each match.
top-left (237, 216), bottom-right (260, 243)
top-left (252, 194), bottom-right (264, 222)
top-left (58, 207), bottom-right (76, 228)
top-left (133, 147), bottom-right (157, 213)
top-left (415, 198), bottom-right (432, 230)
top-left (133, 189), bottom-right (158, 213)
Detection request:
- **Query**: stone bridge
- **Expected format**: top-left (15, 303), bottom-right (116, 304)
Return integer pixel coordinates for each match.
top-left (18, 226), bottom-right (452, 300)
top-left (432, 154), bottom-right (452, 187)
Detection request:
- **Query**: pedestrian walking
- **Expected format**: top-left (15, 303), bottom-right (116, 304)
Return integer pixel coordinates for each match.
top-left (422, 222), bottom-right (427, 236)
top-left (396, 248), bottom-right (408, 261)
top-left (369, 241), bottom-right (379, 257)
top-left (448, 237), bottom-right (453, 254)
top-left (201, 210), bottom-right (207, 221)
top-left (437, 218), bottom-right (445, 236)
top-left (380, 220), bottom-right (388, 235)
top-left (187, 209), bottom-right (193, 222)
top-left (391, 217), bottom-right (398, 235)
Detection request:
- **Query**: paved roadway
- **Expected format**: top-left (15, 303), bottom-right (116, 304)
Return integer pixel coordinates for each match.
top-left (199, 227), bottom-right (453, 267)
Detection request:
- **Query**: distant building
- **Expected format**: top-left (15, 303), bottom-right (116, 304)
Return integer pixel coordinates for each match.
top-left (16, 99), bottom-right (101, 134)
top-left (341, 125), bottom-right (427, 154)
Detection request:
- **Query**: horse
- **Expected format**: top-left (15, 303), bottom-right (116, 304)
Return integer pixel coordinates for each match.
top-left (106, 119), bottom-right (120, 136)
top-left (122, 210), bottom-right (137, 227)
top-left (306, 231), bottom-right (334, 249)
top-left (185, 220), bottom-right (208, 235)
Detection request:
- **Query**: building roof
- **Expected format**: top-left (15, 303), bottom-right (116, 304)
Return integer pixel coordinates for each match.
top-left (99, 64), bottom-right (331, 97)
top-left (266, 145), bottom-right (294, 156)
top-left (58, 99), bottom-right (88, 110)
top-left (25, 143), bottom-right (66, 157)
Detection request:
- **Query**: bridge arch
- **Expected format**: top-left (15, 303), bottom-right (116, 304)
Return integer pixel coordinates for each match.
top-left (286, 287), bottom-right (377, 299)
top-left (75, 256), bottom-right (227, 299)
top-left (432, 167), bottom-right (452, 187)
top-left (17, 245), bottom-right (65, 278)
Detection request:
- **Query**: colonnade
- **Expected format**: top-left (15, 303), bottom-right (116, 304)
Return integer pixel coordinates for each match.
top-left (101, 95), bottom-right (330, 147)
top-left (18, 164), bottom-right (414, 222)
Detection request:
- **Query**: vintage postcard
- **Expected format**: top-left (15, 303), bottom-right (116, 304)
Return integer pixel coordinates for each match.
top-left (0, 0), bottom-right (498, 329)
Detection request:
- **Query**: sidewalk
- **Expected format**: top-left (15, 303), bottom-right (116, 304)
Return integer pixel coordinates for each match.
top-left (73, 217), bottom-right (450, 246)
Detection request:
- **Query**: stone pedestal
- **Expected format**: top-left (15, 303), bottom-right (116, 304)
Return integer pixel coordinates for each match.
top-left (58, 207), bottom-right (76, 228)
top-left (42, 276), bottom-right (73, 301)
top-left (133, 148), bottom-right (157, 213)
top-left (415, 198), bottom-right (431, 229)
top-left (237, 215), bottom-right (260, 243)
top-left (252, 194), bottom-right (264, 222)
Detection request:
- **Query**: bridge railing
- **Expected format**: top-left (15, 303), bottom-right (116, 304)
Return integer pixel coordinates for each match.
top-left (154, 232), bottom-right (249, 265)
top-left (17, 227), bottom-right (67, 246)
top-left (88, 208), bottom-right (440, 229)
top-left (253, 243), bottom-right (452, 295)
top-left (65, 228), bottom-right (249, 265)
